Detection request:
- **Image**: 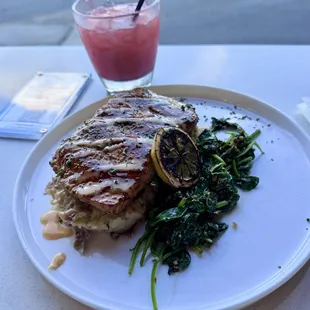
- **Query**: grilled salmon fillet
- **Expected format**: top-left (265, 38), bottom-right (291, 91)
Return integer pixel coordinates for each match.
top-left (46, 88), bottom-right (198, 253)
top-left (50, 89), bottom-right (198, 215)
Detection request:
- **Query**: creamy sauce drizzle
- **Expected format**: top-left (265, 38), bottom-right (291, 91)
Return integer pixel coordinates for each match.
top-left (40, 211), bottom-right (73, 240)
top-left (75, 178), bottom-right (135, 196)
top-left (48, 253), bottom-right (66, 270)
top-left (103, 117), bottom-right (178, 126)
top-left (95, 193), bottom-right (124, 205)
top-left (102, 144), bottom-right (125, 153)
top-left (63, 138), bottom-right (123, 149)
top-left (96, 161), bottom-right (145, 172)
top-left (63, 137), bottom-right (153, 149)
top-left (71, 149), bottom-right (96, 159)
top-left (111, 97), bottom-right (170, 107)
top-left (99, 107), bottom-right (138, 113)
top-left (63, 172), bottom-right (82, 182)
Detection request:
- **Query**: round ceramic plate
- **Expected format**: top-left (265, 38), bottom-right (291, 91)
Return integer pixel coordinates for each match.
top-left (13, 85), bottom-right (310, 310)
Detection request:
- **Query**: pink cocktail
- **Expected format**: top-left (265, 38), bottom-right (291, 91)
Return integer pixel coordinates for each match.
top-left (72, 0), bottom-right (160, 93)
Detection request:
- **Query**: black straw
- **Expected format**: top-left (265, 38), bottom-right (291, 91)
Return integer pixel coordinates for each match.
top-left (135, 0), bottom-right (145, 12)
top-left (133, 0), bottom-right (145, 20)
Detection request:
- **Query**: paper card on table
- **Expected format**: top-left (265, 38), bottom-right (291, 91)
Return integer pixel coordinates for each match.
top-left (0, 72), bottom-right (91, 140)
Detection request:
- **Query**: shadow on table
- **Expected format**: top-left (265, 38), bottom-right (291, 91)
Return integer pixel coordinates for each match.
top-left (246, 260), bottom-right (310, 310)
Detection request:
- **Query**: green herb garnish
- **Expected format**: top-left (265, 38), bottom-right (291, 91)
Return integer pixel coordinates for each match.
top-left (56, 169), bottom-right (64, 177)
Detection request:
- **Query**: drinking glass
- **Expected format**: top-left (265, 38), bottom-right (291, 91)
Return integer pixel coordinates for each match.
top-left (72, 0), bottom-right (160, 93)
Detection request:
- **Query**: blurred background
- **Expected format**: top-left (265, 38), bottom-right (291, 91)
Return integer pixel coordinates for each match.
top-left (0, 0), bottom-right (309, 46)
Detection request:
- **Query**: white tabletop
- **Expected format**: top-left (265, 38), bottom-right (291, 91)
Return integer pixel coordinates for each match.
top-left (1, 45), bottom-right (310, 310)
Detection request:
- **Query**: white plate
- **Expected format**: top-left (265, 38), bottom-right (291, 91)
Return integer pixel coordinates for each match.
top-left (13, 85), bottom-right (310, 310)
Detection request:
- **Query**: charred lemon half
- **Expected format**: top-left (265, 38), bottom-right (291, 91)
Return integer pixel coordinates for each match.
top-left (151, 127), bottom-right (200, 188)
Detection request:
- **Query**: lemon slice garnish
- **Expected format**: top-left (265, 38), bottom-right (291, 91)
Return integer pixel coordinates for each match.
top-left (151, 127), bottom-right (200, 188)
